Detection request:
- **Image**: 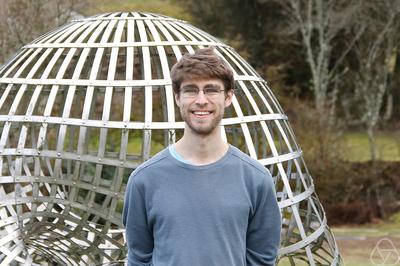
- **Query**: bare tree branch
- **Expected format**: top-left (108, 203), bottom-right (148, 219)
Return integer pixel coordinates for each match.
top-left (279, 0), bottom-right (361, 116)
top-left (0, 0), bottom-right (88, 65)
top-left (351, 0), bottom-right (400, 161)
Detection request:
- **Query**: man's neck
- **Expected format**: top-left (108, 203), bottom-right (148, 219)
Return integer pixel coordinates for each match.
top-left (174, 127), bottom-right (229, 166)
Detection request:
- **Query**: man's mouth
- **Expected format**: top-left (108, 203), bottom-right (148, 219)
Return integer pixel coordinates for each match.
top-left (191, 111), bottom-right (212, 117)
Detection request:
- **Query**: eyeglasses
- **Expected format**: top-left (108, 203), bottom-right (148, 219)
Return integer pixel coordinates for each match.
top-left (180, 85), bottom-right (225, 98)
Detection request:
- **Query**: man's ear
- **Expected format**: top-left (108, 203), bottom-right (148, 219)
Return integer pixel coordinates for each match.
top-left (174, 92), bottom-right (181, 107)
top-left (224, 90), bottom-right (234, 107)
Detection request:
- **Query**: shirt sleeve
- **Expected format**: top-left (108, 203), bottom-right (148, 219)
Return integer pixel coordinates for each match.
top-left (246, 171), bottom-right (281, 266)
top-left (123, 174), bottom-right (154, 266)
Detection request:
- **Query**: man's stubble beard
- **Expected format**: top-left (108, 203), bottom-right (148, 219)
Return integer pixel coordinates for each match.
top-left (180, 107), bottom-right (224, 136)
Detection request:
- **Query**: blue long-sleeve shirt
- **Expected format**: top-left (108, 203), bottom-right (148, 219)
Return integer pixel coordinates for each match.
top-left (122, 145), bottom-right (281, 266)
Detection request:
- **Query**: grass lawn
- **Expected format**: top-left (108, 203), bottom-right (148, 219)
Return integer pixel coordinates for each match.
top-left (339, 131), bottom-right (400, 162)
top-left (332, 223), bottom-right (400, 266)
top-left (277, 216), bottom-right (400, 266)
top-left (126, 135), bottom-right (165, 156)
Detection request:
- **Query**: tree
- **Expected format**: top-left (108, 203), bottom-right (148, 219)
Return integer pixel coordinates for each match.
top-left (173, 0), bottom-right (290, 69)
top-left (350, 0), bottom-right (400, 162)
top-left (277, 0), bottom-right (365, 119)
top-left (0, 0), bottom-right (87, 65)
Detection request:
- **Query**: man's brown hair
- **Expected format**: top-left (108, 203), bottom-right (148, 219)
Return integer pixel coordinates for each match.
top-left (170, 47), bottom-right (234, 94)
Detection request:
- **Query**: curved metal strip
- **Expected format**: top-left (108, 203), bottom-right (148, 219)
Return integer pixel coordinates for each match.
top-left (23, 41), bottom-right (228, 49)
top-left (258, 150), bottom-right (302, 165)
top-left (278, 185), bottom-right (315, 209)
top-left (0, 114), bottom-right (288, 129)
top-left (279, 216), bottom-right (327, 255)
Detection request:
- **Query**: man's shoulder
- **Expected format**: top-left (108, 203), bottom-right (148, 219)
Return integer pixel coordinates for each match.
top-left (228, 146), bottom-right (274, 194)
top-left (228, 145), bottom-right (269, 176)
top-left (129, 148), bottom-right (171, 181)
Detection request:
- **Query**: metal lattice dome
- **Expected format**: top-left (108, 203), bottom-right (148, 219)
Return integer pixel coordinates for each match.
top-left (0, 12), bottom-right (342, 265)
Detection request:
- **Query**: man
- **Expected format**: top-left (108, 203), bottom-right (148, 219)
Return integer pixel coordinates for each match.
top-left (123, 47), bottom-right (281, 266)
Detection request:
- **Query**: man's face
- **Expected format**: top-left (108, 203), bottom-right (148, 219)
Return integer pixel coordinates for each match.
top-left (175, 78), bottom-right (233, 136)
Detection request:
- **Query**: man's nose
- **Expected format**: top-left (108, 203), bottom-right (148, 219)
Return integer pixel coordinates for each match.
top-left (194, 90), bottom-right (208, 104)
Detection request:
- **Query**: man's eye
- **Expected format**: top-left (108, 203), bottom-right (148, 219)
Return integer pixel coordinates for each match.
top-left (183, 88), bottom-right (197, 94)
top-left (205, 88), bottom-right (220, 94)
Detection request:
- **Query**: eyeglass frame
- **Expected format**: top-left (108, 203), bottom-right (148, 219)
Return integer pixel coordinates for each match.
top-left (179, 84), bottom-right (226, 98)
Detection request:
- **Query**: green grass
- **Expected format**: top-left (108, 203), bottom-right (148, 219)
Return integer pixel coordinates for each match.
top-left (338, 131), bottom-right (400, 162)
top-left (331, 213), bottom-right (400, 237)
top-left (84, 0), bottom-right (192, 21)
top-left (331, 214), bottom-right (400, 266)
top-left (126, 135), bottom-right (165, 155)
top-left (276, 213), bottom-right (400, 266)
top-left (332, 225), bottom-right (400, 238)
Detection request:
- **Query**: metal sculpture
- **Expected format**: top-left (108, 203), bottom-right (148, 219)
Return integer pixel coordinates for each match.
top-left (0, 12), bottom-right (342, 265)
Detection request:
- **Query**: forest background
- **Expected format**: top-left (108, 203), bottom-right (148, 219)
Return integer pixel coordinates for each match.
top-left (0, 0), bottom-right (399, 264)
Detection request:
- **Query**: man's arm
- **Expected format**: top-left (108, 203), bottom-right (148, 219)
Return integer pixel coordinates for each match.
top-left (123, 174), bottom-right (154, 266)
top-left (246, 172), bottom-right (281, 266)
